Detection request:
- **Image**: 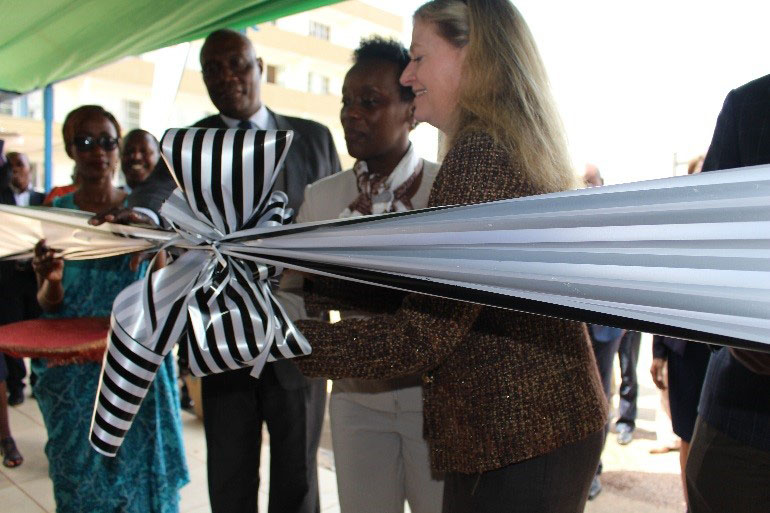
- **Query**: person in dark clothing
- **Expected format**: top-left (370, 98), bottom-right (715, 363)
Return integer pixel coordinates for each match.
top-left (0, 150), bottom-right (44, 468)
top-left (585, 324), bottom-right (624, 500)
top-left (685, 73), bottom-right (770, 513)
top-left (615, 330), bottom-right (642, 444)
top-left (0, 151), bottom-right (44, 407)
top-left (648, 154), bottom-right (709, 506)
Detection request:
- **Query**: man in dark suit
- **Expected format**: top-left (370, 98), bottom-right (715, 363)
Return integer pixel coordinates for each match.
top-left (685, 73), bottom-right (770, 512)
top-left (0, 152), bottom-right (45, 206)
top-left (123, 36), bottom-right (339, 219)
top-left (0, 152), bottom-right (44, 405)
top-left (122, 29), bottom-right (340, 513)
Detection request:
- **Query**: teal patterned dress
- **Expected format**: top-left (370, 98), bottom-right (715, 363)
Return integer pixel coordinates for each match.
top-left (32, 193), bottom-right (189, 513)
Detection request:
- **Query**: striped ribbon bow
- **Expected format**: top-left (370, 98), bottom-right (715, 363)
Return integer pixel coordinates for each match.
top-left (90, 128), bottom-right (311, 457)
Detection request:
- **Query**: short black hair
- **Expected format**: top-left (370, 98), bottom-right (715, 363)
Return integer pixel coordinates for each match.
top-left (124, 129), bottom-right (159, 149)
top-left (353, 36), bottom-right (413, 101)
top-left (202, 29), bottom-right (253, 55)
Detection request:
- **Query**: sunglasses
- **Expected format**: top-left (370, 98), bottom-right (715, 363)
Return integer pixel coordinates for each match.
top-left (73, 135), bottom-right (119, 152)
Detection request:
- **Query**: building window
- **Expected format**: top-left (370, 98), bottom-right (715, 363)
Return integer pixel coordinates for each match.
top-left (0, 93), bottom-right (41, 119)
top-left (123, 100), bottom-right (141, 131)
top-left (307, 72), bottom-right (330, 95)
top-left (308, 21), bottom-right (330, 41)
top-left (0, 97), bottom-right (27, 117)
top-left (266, 64), bottom-right (280, 84)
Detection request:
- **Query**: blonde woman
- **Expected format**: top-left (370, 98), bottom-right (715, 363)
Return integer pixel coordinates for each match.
top-left (296, 2), bottom-right (606, 511)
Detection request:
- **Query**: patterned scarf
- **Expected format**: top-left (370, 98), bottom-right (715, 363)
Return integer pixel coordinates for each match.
top-left (340, 148), bottom-right (424, 218)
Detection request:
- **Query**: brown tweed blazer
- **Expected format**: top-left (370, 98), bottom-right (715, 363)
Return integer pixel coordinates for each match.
top-left (296, 131), bottom-right (607, 473)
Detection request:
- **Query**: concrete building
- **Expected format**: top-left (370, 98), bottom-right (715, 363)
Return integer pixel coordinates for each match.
top-left (0, 1), bottom-right (434, 190)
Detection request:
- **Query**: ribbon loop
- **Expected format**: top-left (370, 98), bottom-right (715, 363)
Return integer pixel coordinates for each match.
top-left (91, 128), bottom-right (309, 457)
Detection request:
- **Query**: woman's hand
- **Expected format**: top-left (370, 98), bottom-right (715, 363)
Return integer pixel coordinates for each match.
top-left (33, 239), bottom-right (65, 312)
top-left (650, 357), bottom-right (667, 390)
top-left (32, 239), bottom-right (64, 283)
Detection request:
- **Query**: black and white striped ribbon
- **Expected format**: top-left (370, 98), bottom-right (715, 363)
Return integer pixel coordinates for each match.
top-left (90, 128), bottom-right (310, 457)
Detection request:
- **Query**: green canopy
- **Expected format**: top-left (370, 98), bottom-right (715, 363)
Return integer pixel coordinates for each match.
top-left (0, 0), bottom-right (342, 94)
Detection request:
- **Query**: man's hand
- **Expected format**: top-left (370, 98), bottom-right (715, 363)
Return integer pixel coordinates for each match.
top-left (89, 207), bottom-right (156, 227)
top-left (282, 268), bottom-right (315, 281)
top-left (650, 357), bottom-right (667, 390)
top-left (129, 250), bottom-right (167, 272)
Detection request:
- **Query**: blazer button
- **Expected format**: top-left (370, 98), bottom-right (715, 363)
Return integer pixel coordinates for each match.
top-left (421, 372), bottom-right (433, 384)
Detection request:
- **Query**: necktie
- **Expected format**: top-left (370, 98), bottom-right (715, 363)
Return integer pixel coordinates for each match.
top-left (238, 119), bottom-right (256, 129)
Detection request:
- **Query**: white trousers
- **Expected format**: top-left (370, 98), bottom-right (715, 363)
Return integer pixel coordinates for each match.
top-left (330, 392), bottom-right (444, 513)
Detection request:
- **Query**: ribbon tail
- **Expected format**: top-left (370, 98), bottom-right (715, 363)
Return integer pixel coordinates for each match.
top-left (89, 283), bottom-right (168, 457)
top-left (89, 251), bottom-right (206, 456)
top-left (248, 341), bottom-right (273, 378)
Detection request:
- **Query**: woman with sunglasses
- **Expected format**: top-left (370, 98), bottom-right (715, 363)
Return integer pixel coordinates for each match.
top-left (295, 2), bottom-right (606, 512)
top-left (31, 105), bottom-right (189, 513)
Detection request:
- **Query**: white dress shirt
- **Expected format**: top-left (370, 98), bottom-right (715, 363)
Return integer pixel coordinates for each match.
top-left (12, 186), bottom-right (32, 206)
top-left (220, 104), bottom-right (275, 130)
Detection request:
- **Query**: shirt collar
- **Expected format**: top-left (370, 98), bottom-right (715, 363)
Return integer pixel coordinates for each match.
top-left (219, 104), bottom-right (272, 129)
top-left (12, 187), bottom-right (31, 206)
top-left (385, 143), bottom-right (420, 190)
top-left (10, 183), bottom-right (30, 195)
top-left (354, 143), bottom-right (421, 190)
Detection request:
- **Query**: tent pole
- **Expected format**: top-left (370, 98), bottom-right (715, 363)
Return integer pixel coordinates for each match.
top-left (43, 84), bottom-right (53, 191)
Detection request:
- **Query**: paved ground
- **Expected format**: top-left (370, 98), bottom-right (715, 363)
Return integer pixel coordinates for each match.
top-left (1, 334), bottom-right (686, 512)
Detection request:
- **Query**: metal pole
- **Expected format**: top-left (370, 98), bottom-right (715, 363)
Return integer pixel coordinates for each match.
top-left (43, 84), bottom-right (53, 191)
top-left (19, 96), bottom-right (29, 118)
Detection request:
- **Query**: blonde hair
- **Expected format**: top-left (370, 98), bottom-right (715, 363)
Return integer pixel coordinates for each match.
top-left (415, 0), bottom-right (577, 192)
